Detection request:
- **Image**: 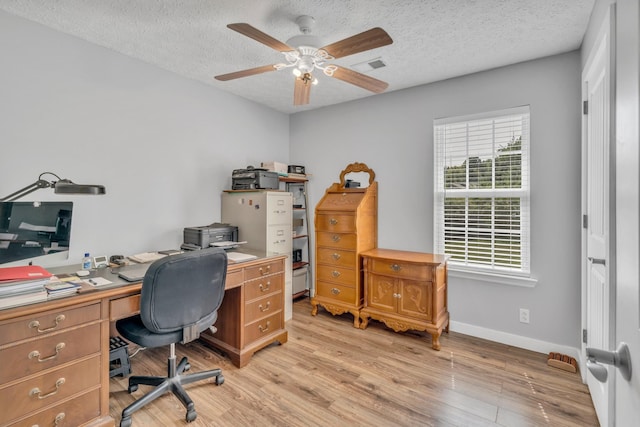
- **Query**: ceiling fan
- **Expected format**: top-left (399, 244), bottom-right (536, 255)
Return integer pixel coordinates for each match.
top-left (215, 16), bottom-right (393, 106)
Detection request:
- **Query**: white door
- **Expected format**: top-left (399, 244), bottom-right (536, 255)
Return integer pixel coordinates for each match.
top-left (613, 0), bottom-right (640, 423)
top-left (582, 7), bottom-right (614, 426)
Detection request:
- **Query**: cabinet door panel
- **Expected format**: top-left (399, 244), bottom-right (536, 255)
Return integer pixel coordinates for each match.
top-left (366, 274), bottom-right (396, 312)
top-left (398, 280), bottom-right (432, 320)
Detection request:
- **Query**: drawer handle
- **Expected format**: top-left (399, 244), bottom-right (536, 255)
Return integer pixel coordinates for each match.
top-left (332, 253), bottom-right (341, 260)
top-left (259, 266), bottom-right (271, 276)
top-left (31, 412), bottom-right (65, 427)
top-left (332, 235), bottom-right (341, 242)
top-left (393, 293), bottom-right (402, 299)
top-left (258, 321), bottom-right (271, 333)
top-left (332, 270), bottom-right (341, 278)
top-left (259, 282), bottom-right (271, 292)
top-left (29, 342), bottom-right (66, 362)
top-left (390, 264), bottom-right (402, 272)
top-left (330, 218), bottom-right (338, 225)
top-left (55, 412), bottom-right (66, 427)
top-left (331, 288), bottom-right (340, 295)
top-left (30, 378), bottom-right (65, 399)
top-left (29, 315), bottom-right (66, 333)
top-left (259, 301), bottom-right (271, 312)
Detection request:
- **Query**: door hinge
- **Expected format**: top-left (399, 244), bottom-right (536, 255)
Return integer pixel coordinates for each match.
top-left (583, 214), bottom-right (588, 229)
top-left (583, 329), bottom-right (588, 344)
top-left (583, 100), bottom-right (588, 115)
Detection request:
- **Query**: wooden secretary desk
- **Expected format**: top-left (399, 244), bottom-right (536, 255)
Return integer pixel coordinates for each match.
top-left (311, 163), bottom-right (378, 327)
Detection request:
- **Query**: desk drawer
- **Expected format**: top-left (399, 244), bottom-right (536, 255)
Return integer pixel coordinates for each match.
top-left (244, 274), bottom-right (283, 302)
top-left (0, 355), bottom-right (101, 424)
top-left (367, 258), bottom-right (433, 282)
top-left (244, 312), bottom-right (282, 346)
top-left (244, 294), bottom-right (283, 325)
top-left (244, 259), bottom-right (284, 281)
top-left (316, 281), bottom-right (357, 305)
top-left (14, 388), bottom-right (100, 427)
top-left (0, 322), bottom-right (101, 384)
top-left (226, 269), bottom-right (244, 289)
top-left (110, 294), bottom-right (141, 321)
top-left (316, 247), bottom-right (357, 268)
top-left (0, 303), bottom-right (101, 345)
top-left (316, 214), bottom-right (356, 232)
top-left (316, 265), bottom-right (357, 287)
top-left (316, 232), bottom-right (357, 249)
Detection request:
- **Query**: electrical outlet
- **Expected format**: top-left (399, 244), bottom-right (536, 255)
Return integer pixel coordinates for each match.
top-left (519, 308), bottom-right (530, 324)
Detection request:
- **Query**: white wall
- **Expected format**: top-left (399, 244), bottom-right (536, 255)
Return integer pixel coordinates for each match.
top-left (0, 11), bottom-right (289, 266)
top-left (291, 51), bottom-right (583, 351)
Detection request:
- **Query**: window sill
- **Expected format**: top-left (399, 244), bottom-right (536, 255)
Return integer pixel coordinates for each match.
top-left (448, 266), bottom-right (538, 288)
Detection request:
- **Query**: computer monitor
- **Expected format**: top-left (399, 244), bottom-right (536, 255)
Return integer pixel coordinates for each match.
top-left (0, 201), bottom-right (73, 266)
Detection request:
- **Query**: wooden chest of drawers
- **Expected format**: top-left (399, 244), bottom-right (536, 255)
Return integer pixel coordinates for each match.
top-left (311, 163), bottom-right (378, 327)
top-left (360, 249), bottom-right (449, 350)
top-left (0, 301), bottom-right (108, 426)
top-left (200, 256), bottom-right (288, 368)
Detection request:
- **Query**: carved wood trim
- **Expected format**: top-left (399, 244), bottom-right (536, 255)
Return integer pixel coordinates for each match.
top-left (339, 162), bottom-right (376, 187)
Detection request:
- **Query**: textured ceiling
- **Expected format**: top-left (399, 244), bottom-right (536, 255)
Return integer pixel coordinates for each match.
top-left (0, 0), bottom-right (595, 114)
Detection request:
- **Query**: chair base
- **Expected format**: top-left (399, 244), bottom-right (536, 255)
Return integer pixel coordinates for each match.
top-left (120, 346), bottom-right (224, 427)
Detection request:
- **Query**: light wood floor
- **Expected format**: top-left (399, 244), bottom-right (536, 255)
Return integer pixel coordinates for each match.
top-left (110, 298), bottom-right (599, 426)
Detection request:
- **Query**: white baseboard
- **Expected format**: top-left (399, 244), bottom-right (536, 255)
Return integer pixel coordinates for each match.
top-left (450, 320), bottom-right (584, 381)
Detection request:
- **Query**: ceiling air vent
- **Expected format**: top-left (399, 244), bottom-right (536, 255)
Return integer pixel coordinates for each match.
top-left (351, 57), bottom-right (387, 73)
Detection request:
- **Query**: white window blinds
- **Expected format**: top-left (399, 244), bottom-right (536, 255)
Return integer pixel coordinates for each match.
top-left (434, 106), bottom-right (530, 274)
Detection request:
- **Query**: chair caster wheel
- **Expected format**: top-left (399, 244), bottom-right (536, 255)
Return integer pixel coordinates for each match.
top-left (216, 374), bottom-right (225, 385)
top-left (128, 384), bottom-right (138, 393)
top-left (184, 362), bottom-right (191, 371)
top-left (120, 416), bottom-right (132, 427)
top-left (186, 410), bottom-right (197, 423)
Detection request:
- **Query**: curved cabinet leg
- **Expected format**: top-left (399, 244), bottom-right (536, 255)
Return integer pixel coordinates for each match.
top-left (349, 310), bottom-right (361, 328)
top-left (310, 300), bottom-right (318, 316)
top-left (359, 314), bottom-right (370, 329)
top-left (430, 331), bottom-right (442, 351)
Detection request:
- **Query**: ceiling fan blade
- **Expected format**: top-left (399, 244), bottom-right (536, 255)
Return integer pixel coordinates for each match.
top-left (215, 64), bottom-right (277, 81)
top-left (293, 77), bottom-right (311, 106)
top-left (331, 66), bottom-right (389, 93)
top-left (321, 28), bottom-right (393, 59)
top-left (227, 23), bottom-right (293, 52)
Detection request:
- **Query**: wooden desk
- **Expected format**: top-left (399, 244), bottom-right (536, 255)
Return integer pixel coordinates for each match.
top-left (0, 254), bottom-right (287, 427)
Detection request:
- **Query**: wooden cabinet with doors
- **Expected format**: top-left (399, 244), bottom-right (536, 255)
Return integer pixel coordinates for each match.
top-left (359, 249), bottom-right (449, 350)
top-left (311, 162), bottom-right (377, 327)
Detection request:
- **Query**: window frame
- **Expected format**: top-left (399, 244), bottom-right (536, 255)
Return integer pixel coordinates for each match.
top-left (433, 106), bottom-right (535, 285)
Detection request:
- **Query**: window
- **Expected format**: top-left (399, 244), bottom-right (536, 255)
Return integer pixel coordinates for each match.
top-left (434, 106), bottom-right (530, 277)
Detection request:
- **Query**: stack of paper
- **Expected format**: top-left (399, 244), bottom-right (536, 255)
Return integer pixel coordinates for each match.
top-left (0, 265), bottom-right (52, 308)
top-left (45, 281), bottom-right (82, 298)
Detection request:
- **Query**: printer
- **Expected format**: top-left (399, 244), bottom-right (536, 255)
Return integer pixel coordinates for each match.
top-left (232, 166), bottom-right (279, 190)
top-left (181, 223), bottom-right (238, 251)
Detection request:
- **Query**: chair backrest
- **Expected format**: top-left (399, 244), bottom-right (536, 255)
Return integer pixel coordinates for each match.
top-left (139, 247), bottom-right (227, 337)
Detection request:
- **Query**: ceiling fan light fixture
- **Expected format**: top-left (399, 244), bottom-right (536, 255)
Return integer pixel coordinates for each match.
top-left (292, 68), bottom-right (302, 77)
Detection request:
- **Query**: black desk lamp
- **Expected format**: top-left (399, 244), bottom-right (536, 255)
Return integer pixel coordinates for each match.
top-left (0, 172), bottom-right (106, 201)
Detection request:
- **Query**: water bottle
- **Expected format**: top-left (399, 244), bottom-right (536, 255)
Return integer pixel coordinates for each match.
top-left (82, 253), bottom-right (92, 270)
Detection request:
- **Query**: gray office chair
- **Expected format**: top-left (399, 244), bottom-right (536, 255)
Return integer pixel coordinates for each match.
top-left (115, 247), bottom-right (227, 427)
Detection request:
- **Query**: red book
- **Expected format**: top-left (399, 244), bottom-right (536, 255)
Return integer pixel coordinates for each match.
top-left (0, 265), bottom-right (52, 282)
